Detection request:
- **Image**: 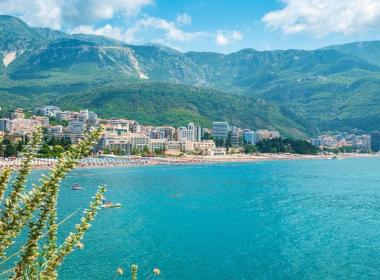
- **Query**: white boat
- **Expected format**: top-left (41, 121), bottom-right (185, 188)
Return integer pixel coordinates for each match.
top-left (71, 183), bottom-right (83, 190)
top-left (101, 201), bottom-right (122, 208)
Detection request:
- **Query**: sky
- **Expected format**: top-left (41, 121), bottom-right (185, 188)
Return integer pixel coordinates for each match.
top-left (1, 0), bottom-right (380, 53)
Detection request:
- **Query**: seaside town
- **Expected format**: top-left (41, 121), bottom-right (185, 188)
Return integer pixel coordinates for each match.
top-left (0, 106), bottom-right (379, 168)
top-left (310, 131), bottom-right (380, 152)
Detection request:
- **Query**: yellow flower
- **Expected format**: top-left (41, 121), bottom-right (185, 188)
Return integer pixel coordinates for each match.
top-left (117, 267), bottom-right (124, 275)
top-left (76, 242), bottom-right (84, 249)
top-left (153, 268), bottom-right (161, 276)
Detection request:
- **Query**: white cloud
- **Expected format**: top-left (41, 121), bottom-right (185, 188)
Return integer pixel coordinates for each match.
top-left (0, 0), bottom-right (243, 48)
top-left (0, 0), bottom-right (62, 29)
top-left (70, 17), bottom-right (205, 44)
top-left (71, 24), bottom-right (125, 41)
top-left (262, 0), bottom-right (380, 36)
top-left (61, 0), bottom-right (153, 27)
top-left (124, 16), bottom-right (206, 42)
top-left (71, 18), bottom-right (243, 48)
top-left (176, 13), bottom-right (192, 25)
top-left (215, 34), bottom-right (228, 45)
top-left (0, 0), bottom-right (153, 29)
top-left (215, 30), bottom-right (243, 46)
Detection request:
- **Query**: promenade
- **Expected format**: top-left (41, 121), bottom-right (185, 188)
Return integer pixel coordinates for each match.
top-left (0, 153), bottom-right (377, 170)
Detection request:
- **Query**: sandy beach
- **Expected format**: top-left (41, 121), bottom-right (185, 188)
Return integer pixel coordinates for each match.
top-left (0, 153), bottom-right (378, 170)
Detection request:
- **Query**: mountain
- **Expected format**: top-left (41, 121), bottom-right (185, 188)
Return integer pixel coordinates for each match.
top-left (1, 15), bottom-right (380, 135)
top-left (326, 41), bottom-right (380, 66)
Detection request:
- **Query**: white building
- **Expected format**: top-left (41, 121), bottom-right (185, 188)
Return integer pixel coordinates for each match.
top-left (166, 141), bottom-right (183, 154)
top-left (177, 127), bottom-right (191, 141)
top-left (230, 126), bottom-right (241, 147)
top-left (129, 133), bottom-right (149, 151)
top-left (176, 123), bottom-right (202, 142)
top-left (35, 106), bottom-right (61, 117)
top-left (149, 139), bottom-right (167, 152)
top-left (187, 140), bottom-right (216, 153)
top-left (98, 132), bottom-right (149, 154)
top-left (68, 121), bottom-right (86, 134)
top-left (255, 129), bottom-right (280, 143)
top-left (99, 134), bottom-right (130, 153)
top-left (88, 111), bottom-right (99, 127)
top-left (207, 147), bottom-right (227, 156)
top-left (47, 125), bottom-right (63, 135)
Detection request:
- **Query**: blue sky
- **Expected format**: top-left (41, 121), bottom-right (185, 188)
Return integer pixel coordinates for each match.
top-left (1, 0), bottom-right (380, 53)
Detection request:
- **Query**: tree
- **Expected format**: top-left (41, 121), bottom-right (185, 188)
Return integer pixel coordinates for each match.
top-left (244, 144), bottom-right (257, 154)
top-left (39, 143), bottom-right (52, 158)
top-left (142, 145), bottom-right (150, 156)
top-left (52, 145), bottom-right (65, 157)
top-left (16, 141), bottom-right (23, 153)
top-left (225, 132), bottom-right (232, 152)
top-left (256, 138), bottom-right (319, 154)
top-left (202, 131), bottom-right (213, 140)
top-left (131, 147), bottom-right (140, 155)
top-left (4, 144), bottom-right (16, 157)
top-left (112, 148), bottom-right (124, 156)
top-left (0, 128), bottom-right (105, 279)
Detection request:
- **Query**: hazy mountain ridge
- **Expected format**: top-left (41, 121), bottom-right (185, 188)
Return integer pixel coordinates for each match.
top-left (1, 15), bottom-right (380, 135)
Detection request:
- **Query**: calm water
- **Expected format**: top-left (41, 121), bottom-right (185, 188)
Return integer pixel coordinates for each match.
top-left (9, 158), bottom-right (380, 279)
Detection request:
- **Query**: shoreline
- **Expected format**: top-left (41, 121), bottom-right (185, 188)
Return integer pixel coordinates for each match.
top-left (0, 153), bottom-right (379, 170)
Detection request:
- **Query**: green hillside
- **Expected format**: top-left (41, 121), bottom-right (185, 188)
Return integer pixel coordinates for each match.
top-left (326, 41), bottom-right (380, 66)
top-left (0, 82), bottom-right (309, 138)
top-left (1, 15), bottom-right (380, 136)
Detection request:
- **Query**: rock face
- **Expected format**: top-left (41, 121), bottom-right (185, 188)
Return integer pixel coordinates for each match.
top-left (2, 52), bottom-right (17, 67)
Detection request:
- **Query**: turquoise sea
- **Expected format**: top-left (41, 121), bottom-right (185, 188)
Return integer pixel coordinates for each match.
top-left (7, 158), bottom-right (380, 279)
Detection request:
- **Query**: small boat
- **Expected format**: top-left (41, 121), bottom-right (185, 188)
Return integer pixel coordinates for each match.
top-left (71, 183), bottom-right (83, 190)
top-left (101, 200), bottom-right (122, 209)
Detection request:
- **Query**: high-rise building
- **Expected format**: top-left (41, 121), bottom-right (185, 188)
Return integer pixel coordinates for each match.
top-left (370, 132), bottom-right (380, 152)
top-left (230, 126), bottom-right (241, 147)
top-left (150, 126), bottom-right (175, 140)
top-left (243, 129), bottom-right (256, 145)
top-left (310, 138), bottom-right (322, 147)
top-left (177, 127), bottom-right (188, 141)
top-left (187, 123), bottom-right (196, 141)
top-left (176, 123), bottom-right (202, 142)
top-left (212, 122), bottom-right (230, 146)
top-left (0, 118), bottom-right (11, 132)
top-left (195, 125), bottom-right (202, 142)
top-left (88, 111), bottom-right (99, 127)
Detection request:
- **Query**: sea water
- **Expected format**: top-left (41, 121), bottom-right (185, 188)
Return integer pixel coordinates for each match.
top-left (6, 158), bottom-right (380, 279)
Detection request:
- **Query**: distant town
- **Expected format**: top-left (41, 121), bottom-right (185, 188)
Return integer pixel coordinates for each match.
top-left (0, 106), bottom-right (379, 160)
top-left (311, 131), bottom-right (380, 153)
top-left (0, 106), bottom-right (282, 158)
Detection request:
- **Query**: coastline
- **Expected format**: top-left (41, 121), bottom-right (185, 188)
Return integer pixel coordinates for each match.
top-left (0, 153), bottom-right (378, 170)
